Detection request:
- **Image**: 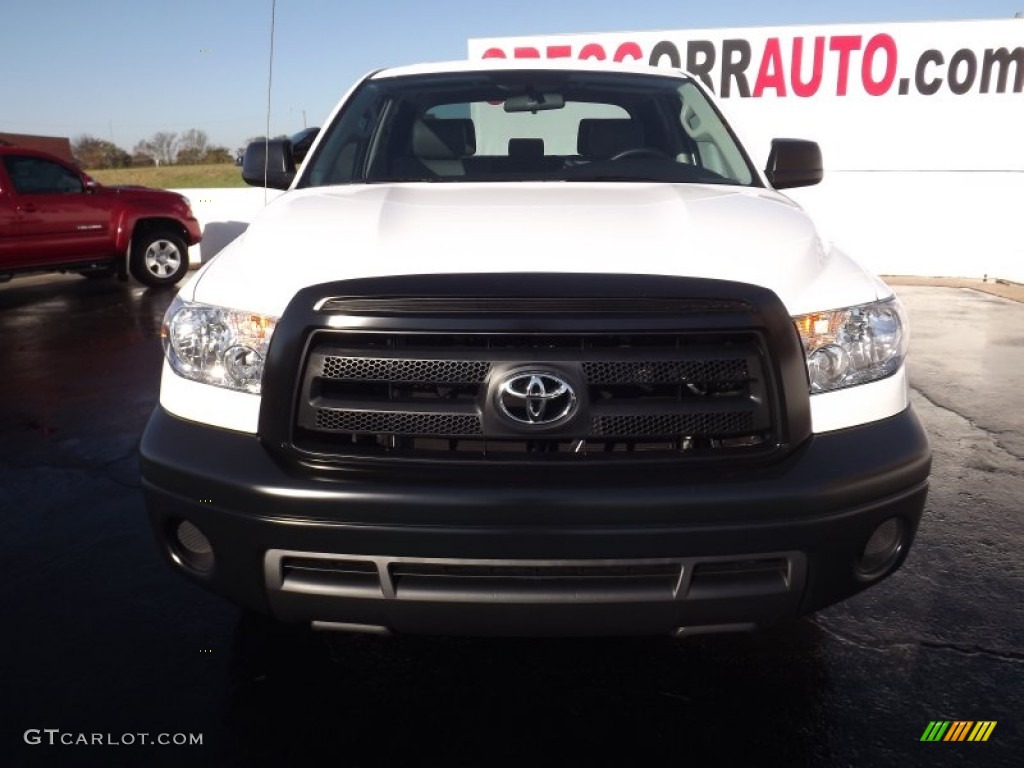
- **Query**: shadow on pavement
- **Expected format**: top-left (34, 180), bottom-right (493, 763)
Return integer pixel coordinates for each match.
top-left (218, 614), bottom-right (828, 766)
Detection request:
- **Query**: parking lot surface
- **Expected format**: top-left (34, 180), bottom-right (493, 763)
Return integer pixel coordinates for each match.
top-left (1, 276), bottom-right (1021, 766)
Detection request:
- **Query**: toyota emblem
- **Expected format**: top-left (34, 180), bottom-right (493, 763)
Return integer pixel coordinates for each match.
top-left (497, 372), bottom-right (578, 427)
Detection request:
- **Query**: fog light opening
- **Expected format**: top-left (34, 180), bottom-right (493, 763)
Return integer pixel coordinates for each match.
top-left (857, 518), bottom-right (906, 580)
top-left (170, 519), bottom-right (215, 574)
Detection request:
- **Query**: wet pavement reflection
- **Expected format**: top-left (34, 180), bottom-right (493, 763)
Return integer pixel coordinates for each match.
top-left (1, 276), bottom-right (1020, 766)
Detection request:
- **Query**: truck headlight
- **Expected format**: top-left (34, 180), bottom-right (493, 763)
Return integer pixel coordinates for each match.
top-left (793, 296), bottom-right (908, 394)
top-left (161, 296), bottom-right (277, 394)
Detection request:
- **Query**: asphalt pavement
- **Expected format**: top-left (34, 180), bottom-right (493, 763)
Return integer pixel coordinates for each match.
top-left (0, 275), bottom-right (1020, 767)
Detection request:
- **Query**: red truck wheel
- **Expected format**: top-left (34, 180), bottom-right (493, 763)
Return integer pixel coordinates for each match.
top-left (130, 229), bottom-right (189, 287)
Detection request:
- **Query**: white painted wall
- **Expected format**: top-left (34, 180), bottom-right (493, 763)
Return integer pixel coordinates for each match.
top-left (787, 171), bottom-right (1023, 281)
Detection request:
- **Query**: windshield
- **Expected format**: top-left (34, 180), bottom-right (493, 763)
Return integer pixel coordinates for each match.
top-left (299, 70), bottom-right (759, 188)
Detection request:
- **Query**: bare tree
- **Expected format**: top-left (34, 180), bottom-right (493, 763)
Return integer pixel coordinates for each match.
top-left (131, 139), bottom-right (156, 167)
top-left (179, 129), bottom-right (209, 155)
top-left (149, 131), bottom-right (178, 165)
top-left (177, 129), bottom-right (215, 165)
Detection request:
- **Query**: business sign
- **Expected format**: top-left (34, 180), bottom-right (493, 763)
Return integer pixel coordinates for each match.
top-left (470, 20), bottom-right (1024, 171)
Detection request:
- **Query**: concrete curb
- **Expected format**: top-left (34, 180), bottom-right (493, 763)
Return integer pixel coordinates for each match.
top-left (884, 276), bottom-right (1024, 303)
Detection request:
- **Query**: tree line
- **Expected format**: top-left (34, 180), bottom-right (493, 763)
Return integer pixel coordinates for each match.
top-left (72, 129), bottom-right (235, 169)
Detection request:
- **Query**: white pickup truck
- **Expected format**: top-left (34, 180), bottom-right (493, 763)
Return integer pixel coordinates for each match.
top-left (140, 59), bottom-right (931, 638)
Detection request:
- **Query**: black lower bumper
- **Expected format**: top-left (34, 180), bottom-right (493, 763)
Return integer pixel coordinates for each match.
top-left (140, 406), bottom-right (930, 637)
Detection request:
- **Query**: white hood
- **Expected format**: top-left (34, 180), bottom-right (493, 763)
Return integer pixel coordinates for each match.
top-left (190, 182), bottom-right (886, 318)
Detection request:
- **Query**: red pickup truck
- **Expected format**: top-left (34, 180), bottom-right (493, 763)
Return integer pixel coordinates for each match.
top-left (0, 146), bottom-right (202, 287)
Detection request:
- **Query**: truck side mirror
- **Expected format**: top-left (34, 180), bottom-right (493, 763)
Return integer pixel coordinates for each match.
top-left (242, 139), bottom-right (296, 190)
top-left (764, 139), bottom-right (823, 189)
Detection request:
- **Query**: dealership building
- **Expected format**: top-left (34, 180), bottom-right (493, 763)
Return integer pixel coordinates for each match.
top-left (0, 132), bottom-right (74, 163)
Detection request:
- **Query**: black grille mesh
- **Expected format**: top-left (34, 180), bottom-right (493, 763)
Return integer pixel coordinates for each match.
top-left (322, 357), bottom-right (490, 383)
top-left (592, 412), bottom-right (754, 437)
top-left (315, 409), bottom-right (483, 436)
top-left (583, 359), bottom-right (748, 384)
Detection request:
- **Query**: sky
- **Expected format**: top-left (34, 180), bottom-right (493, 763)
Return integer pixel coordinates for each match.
top-left (1, 0), bottom-right (1019, 154)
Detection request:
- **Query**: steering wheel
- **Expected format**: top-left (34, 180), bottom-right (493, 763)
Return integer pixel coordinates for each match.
top-left (609, 147), bottom-right (671, 161)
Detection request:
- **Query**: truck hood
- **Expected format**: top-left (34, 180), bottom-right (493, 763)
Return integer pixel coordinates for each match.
top-left (190, 183), bottom-right (887, 317)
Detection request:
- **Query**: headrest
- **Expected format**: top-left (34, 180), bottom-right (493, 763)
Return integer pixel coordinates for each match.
top-left (413, 118), bottom-right (476, 159)
top-left (508, 138), bottom-right (544, 159)
top-left (577, 119), bottom-right (641, 158)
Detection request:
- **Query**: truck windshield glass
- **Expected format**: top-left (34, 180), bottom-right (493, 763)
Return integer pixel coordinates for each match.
top-left (300, 70), bottom-right (758, 187)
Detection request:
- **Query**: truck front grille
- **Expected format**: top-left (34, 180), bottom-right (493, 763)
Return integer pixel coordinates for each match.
top-left (291, 329), bottom-right (778, 463)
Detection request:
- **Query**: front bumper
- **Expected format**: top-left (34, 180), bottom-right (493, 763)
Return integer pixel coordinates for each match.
top-left (140, 405), bottom-right (930, 637)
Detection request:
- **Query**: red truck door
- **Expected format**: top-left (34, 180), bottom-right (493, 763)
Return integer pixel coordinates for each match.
top-left (0, 153), bottom-right (114, 268)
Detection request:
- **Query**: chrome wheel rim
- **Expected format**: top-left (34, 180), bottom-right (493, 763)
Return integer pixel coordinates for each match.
top-left (143, 240), bottom-right (181, 278)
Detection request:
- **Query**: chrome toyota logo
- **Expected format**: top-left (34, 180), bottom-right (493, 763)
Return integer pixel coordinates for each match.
top-left (497, 372), bottom-right (578, 427)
